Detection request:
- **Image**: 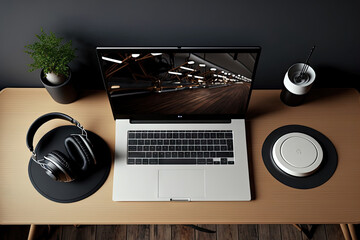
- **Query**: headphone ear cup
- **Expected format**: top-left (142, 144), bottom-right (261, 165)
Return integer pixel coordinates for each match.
top-left (65, 135), bottom-right (96, 173)
top-left (44, 150), bottom-right (79, 182)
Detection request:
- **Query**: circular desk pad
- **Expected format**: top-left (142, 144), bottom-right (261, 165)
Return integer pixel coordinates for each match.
top-left (262, 125), bottom-right (338, 189)
top-left (28, 126), bottom-right (111, 203)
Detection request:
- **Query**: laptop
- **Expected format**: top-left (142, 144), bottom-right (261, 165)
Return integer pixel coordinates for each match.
top-left (96, 47), bottom-right (261, 201)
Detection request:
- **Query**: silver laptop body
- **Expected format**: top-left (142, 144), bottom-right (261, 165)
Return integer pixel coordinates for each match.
top-left (96, 47), bottom-right (261, 201)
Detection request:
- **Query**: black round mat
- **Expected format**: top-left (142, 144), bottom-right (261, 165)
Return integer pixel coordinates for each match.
top-left (262, 125), bottom-right (337, 189)
top-left (28, 126), bottom-right (111, 203)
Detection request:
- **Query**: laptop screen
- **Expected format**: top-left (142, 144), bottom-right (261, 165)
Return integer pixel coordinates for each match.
top-left (96, 47), bottom-right (261, 120)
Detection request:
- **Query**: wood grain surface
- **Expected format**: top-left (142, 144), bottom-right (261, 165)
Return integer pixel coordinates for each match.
top-left (0, 224), bottom-right (353, 240)
top-left (0, 88), bottom-right (360, 224)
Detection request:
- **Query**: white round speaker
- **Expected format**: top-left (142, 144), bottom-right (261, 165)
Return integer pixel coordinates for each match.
top-left (272, 132), bottom-right (323, 177)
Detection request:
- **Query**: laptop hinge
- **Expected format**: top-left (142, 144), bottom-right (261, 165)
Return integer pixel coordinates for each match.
top-left (130, 119), bottom-right (231, 124)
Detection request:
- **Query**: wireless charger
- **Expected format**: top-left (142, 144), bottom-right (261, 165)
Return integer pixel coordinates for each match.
top-left (272, 132), bottom-right (323, 177)
top-left (262, 125), bottom-right (337, 189)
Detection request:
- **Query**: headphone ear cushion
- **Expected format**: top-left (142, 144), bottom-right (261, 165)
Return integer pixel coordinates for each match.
top-left (45, 150), bottom-right (79, 182)
top-left (65, 135), bottom-right (96, 173)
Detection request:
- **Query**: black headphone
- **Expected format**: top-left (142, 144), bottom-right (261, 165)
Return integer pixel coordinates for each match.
top-left (26, 112), bottom-right (97, 182)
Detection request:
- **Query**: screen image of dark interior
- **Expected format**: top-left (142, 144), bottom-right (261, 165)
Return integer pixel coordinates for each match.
top-left (100, 51), bottom-right (257, 116)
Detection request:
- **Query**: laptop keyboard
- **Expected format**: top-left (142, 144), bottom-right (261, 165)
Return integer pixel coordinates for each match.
top-left (127, 130), bottom-right (234, 165)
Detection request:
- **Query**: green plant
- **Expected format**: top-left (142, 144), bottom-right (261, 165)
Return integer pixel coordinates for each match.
top-left (25, 29), bottom-right (76, 78)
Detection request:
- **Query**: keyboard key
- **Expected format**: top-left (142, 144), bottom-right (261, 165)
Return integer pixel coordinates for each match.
top-left (129, 133), bottom-right (135, 138)
top-left (150, 159), bottom-right (159, 164)
top-left (128, 152), bottom-right (145, 158)
top-left (143, 159), bottom-right (149, 164)
top-left (128, 140), bottom-right (137, 145)
top-left (136, 159), bottom-right (142, 164)
top-left (146, 152), bottom-right (152, 158)
top-left (206, 159), bottom-right (213, 164)
top-left (159, 159), bottom-right (196, 164)
top-left (127, 159), bottom-right (135, 164)
top-left (217, 133), bottom-right (225, 138)
top-left (165, 152), bottom-right (171, 158)
top-left (221, 158), bottom-right (228, 164)
top-left (228, 161), bottom-right (234, 165)
top-left (128, 146), bottom-right (136, 151)
top-left (137, 146), bottom-right (143, 151)
top-left (197, 159), bottom-right (206, 164)
top-left (225, 132), bottom-right (233, 138)
top-left (216, 152), bottom-right (234, 158)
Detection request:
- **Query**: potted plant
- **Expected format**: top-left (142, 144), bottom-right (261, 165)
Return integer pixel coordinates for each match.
top-left (25, 29), bottom-right (77, 104)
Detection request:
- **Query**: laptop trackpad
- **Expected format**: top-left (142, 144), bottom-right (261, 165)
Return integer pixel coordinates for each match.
top-left (158, 170), bottom-right (205, 200)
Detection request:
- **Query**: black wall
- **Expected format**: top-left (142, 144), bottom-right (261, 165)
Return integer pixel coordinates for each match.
top-left (1, 0), bottom-right (359, 90)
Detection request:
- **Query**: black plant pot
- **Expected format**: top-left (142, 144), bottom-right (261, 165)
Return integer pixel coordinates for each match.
top-left (40, 68), bottom-right (78, 104)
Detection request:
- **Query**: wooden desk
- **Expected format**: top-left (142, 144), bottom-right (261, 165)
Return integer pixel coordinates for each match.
top-left (1, 88), bottom-right (360, 225)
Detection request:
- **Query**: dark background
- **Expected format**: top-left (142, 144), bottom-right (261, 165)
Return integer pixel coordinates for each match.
top-left (1, 0), bottom-right (359, 91)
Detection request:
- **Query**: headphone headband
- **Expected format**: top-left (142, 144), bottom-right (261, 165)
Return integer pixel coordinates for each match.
top-left (26, 112), bottom-right (83, 152)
